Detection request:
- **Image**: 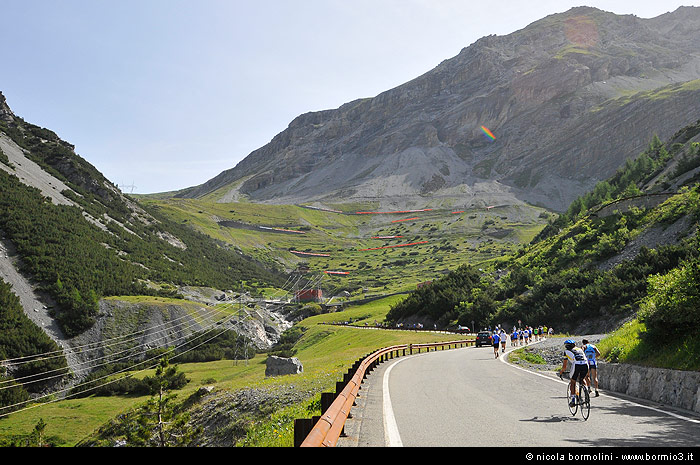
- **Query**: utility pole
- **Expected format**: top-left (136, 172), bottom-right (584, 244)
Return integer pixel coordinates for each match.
top-left (119, 182), bottom-right (137, 194)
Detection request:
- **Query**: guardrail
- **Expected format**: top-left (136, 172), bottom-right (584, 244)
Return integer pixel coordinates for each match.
top-left (294, 338), bottom-right (475, 447)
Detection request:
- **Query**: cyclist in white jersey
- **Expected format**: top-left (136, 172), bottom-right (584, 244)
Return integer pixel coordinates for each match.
top-left (582, 339), bottom-right (601, 397)
top-left (558, 339), bottom-right (589, 407)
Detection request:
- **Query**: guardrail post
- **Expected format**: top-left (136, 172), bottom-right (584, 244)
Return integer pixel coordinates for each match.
top-left (294, 418), bottom-right (315, 447)
top-left (321, 392), bottom-right (335, 413)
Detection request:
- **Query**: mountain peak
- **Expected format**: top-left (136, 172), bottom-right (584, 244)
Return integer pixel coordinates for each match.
top-left (0, 91), bottom-right (16, 123)
top-left (176, 8), bottom-right (700, 213)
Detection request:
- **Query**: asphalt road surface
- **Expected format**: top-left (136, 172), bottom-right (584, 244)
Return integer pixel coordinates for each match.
top-left (338, 343), bottom-right (700, 447)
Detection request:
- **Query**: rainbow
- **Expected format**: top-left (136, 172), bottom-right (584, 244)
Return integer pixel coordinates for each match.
top-left (480, 125), bottom-right (496, 141)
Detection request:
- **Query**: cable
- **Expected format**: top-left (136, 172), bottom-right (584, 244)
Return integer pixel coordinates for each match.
top-left (0, 305), bottom-right (230, 389)
top-left (1, 303), bottom-right (231, 366)
top-left (0, 297), bottom-right (252, 392)
top-left (0, 309), bottom-right (245, 418)
top-left (266, 273), bottom-right (302, 301)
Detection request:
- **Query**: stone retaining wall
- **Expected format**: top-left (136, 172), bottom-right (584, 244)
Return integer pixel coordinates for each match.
top-left (598, 361), bottom-right (700, 414)
top-left (593, 193), bottom-right (675, 217)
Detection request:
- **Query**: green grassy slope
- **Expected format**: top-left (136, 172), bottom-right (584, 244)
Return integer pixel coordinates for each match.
top-left (140, 197), bottom-right (550, 299)
top-left (0, 296), bottom-right (463, 446)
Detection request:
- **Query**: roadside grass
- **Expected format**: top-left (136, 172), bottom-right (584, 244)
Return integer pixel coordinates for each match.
top-left (508, 347), bottom-right (547, 365)
top-left (598, 318), bottom-right (700, 371)
top-left (0, 296), bottom-right (469, 446)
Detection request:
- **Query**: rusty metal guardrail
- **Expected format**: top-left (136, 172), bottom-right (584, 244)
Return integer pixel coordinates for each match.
top-left (294, 338), bottom-right (475, 447)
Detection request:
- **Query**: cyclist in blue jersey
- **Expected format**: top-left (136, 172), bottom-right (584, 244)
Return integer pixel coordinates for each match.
top-left (492, 331), bottom-right (500, 358)
top-left (582, 339), bottom-right (601, 397)
top-left (558, 340), bottom-right (589, 407)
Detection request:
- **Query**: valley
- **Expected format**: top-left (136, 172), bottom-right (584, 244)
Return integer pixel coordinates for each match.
top-left (140, 196), bottom-right (550, 301)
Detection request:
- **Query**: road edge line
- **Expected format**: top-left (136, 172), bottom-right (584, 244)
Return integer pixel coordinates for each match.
top-left (383, 356), bottom-right (408, 447)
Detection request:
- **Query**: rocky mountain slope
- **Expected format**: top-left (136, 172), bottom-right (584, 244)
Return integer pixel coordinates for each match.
top-left (1, 92), bottom-right (291, 389)
top-left (176, 6), bottom-right (700, 212)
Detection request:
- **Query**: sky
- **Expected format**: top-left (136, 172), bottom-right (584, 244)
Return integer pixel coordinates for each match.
top-left (2, 1), bottom-right (699, 194)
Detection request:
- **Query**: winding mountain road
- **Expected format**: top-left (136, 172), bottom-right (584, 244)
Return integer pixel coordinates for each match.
top-left (338, 343), bottom-right (700, 447)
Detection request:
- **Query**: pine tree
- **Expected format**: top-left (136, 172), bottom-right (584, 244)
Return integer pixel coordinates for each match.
top-left (121, 358), bottom-right (197, 446)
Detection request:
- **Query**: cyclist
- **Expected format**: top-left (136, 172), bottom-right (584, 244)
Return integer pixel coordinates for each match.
top-left (582, 339), bottom-right (602, 397)
top-left (558, 339), bottom-right (589, 407)
top-left (492, 331), bottom-right (500, 358)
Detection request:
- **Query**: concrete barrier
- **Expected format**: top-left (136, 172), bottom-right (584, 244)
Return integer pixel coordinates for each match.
top-left (598, 361), bottom-right (700, 414)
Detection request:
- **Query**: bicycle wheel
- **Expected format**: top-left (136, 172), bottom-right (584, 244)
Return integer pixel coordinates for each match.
top-left (580, 383), bottom-right (590, 420)
top-left (566, 383), bottom-right (578, 416)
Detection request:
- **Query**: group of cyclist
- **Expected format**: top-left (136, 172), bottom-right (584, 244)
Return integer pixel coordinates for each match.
top-left (488, 327), bottom-right (602, 405)
top-left (490, 326), bottom-right (602, 407)
top-left (559, 338), bottom-right (602, 407)
top-left (489, 325), bottom-right (554, 358)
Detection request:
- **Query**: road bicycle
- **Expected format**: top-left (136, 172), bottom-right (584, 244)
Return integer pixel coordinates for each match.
top-left (558, 372), bottom-right (590, 420)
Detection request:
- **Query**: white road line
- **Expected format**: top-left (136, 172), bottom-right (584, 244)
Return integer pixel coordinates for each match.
top-left (383, 355), bottom-right (407, 447)
top-left (499, 340), bottom-right (700, 424)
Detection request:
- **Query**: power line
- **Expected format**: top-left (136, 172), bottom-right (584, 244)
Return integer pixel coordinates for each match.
top-left (0, 304), bottom-right (230, 366)
top-left (0, 295), bottom-right (258, 398)
top-left (0, 308), bottom-right (244, 418)
top-left (0, 306), bottom-right (229, 389)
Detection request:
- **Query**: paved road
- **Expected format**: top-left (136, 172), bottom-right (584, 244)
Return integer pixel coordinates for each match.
top-left (339, 344), bottom-right (700, 447)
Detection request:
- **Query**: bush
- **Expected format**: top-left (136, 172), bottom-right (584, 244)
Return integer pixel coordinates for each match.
top-left (638, 249), bottom-right (700, 337)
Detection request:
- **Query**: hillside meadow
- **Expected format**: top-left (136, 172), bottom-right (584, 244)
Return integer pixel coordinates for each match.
top-left (0, 295), bottom-right (465, 447)
top-left (140, 196), bottom-right (549, 299)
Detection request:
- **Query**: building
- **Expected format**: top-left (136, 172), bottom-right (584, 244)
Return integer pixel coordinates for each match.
top-left (296, 289), bottom-right (323, 303)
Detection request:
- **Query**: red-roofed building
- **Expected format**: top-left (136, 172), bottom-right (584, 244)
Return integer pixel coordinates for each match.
top-left (296, 289), bottom-right (323, 303)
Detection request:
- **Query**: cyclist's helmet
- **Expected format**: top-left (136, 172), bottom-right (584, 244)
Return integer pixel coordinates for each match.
top-left (564, 339), bottom-right (575, 350)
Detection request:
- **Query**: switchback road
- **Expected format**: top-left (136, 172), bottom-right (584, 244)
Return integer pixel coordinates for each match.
top-left (338, 343), bottom-right (700, 447)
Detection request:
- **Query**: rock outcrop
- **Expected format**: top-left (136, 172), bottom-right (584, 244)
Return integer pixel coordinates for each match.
top-left (265, 355), bottom-right (303, 377)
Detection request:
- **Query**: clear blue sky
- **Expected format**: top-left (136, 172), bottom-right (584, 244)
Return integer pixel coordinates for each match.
top-left (2, 0), bottom-right (698, 194)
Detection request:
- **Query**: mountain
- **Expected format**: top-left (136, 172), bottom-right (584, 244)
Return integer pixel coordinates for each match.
top-left (175, 6), bottom-right (700, 212)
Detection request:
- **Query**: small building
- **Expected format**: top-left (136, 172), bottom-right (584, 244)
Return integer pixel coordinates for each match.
top-left (296, 289), bottom-right (323, 303)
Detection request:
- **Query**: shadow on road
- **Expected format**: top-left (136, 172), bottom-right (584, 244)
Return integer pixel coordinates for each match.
top-left (572, 400), bottom-right (700, 447)
top-left (521, 415), bottom-right (584, 423)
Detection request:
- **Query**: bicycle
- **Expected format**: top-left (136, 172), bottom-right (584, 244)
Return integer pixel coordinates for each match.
top-left (559, 372), bottom-right (590, 420)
